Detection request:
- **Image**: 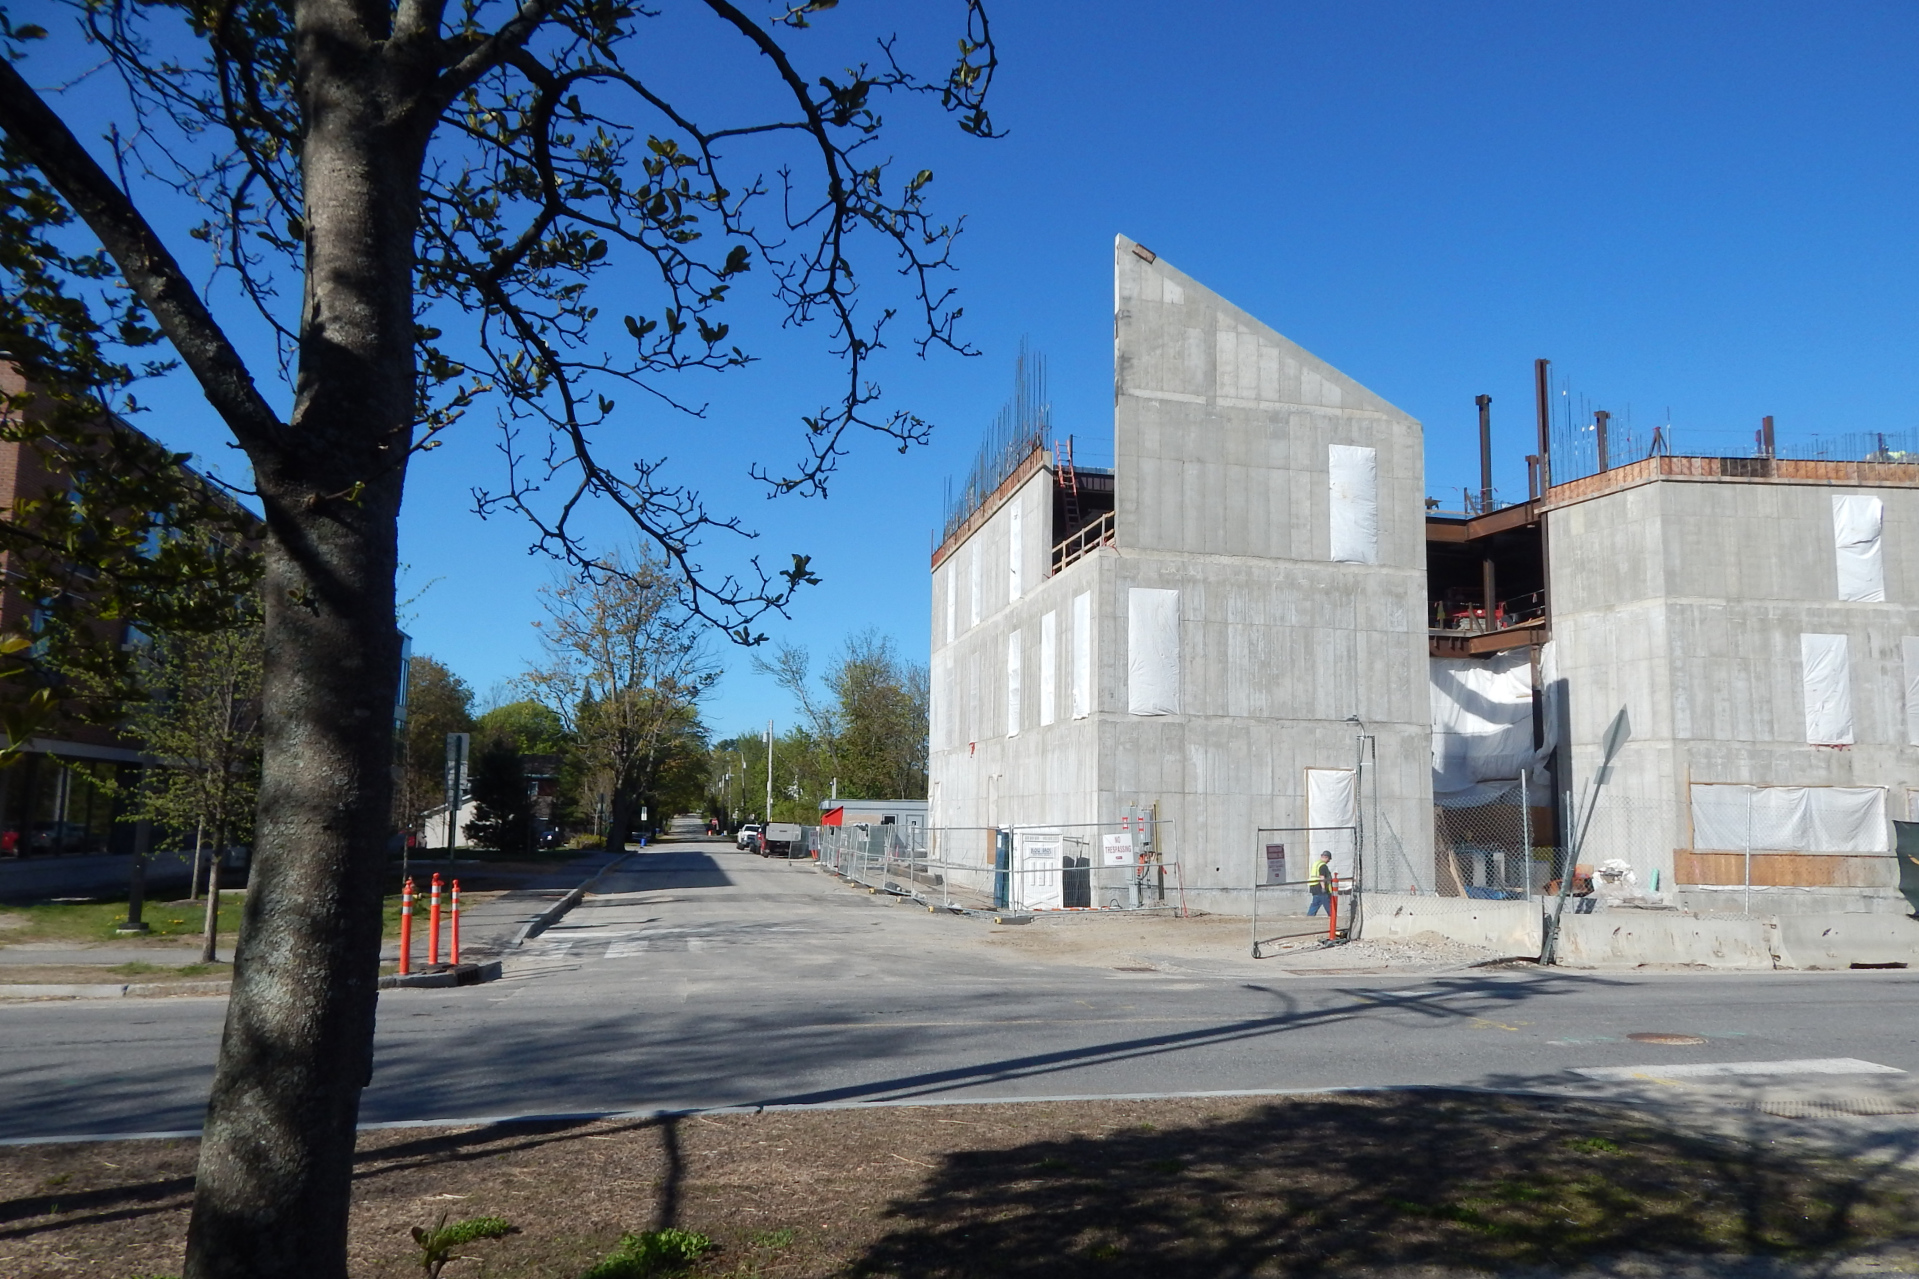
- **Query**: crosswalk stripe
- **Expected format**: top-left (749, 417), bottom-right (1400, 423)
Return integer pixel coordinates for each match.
top-left (1572, 1058), bottom-right (1906, 1081)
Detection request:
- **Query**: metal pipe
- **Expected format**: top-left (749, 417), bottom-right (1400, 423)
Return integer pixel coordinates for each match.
top-left (1477, 394), bottom-right (1493, 512)
top-left (1534, 358), bottom-right (1552, 489)
top-left (1761, 415), bottom-right (1775, 459)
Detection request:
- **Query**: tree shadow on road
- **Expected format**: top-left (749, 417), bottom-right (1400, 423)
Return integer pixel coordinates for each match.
top-left (847, 1092), bottom-right (1919, 1278)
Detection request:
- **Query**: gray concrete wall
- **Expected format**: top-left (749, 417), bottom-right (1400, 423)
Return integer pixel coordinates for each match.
top-left (1548, 476), bottom-right (1919, 907)
top-left (928, 237), bottom-right (1434, 914)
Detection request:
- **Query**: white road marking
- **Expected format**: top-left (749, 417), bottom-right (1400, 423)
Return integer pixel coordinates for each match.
top-left (1572, 1058), bottom-right (1906, 1081)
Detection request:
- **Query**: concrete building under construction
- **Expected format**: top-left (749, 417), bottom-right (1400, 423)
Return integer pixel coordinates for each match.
top-left (927, 235), bottom-right (1919, 952)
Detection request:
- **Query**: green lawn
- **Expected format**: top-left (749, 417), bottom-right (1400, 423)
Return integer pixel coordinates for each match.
top-left (0, 891), bottom-right (411, 944)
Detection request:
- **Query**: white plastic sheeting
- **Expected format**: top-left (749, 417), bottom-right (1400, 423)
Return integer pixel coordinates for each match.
top-left (1008, 503), bottom-right (1025, 602)
top-left (1690, 784), bottom-right (1888, 853)
top-left (944, 566), bottom-right (955, 644)
top-left (1832, 495), bottom-right (1886, 603)
top-left (1005, 630), bottom-right (1022, 737)
top-left (1127, 588), bottom-right (1181, 715)
top-left (1039, 610), bottom-right (1058, 727)
top-left (1430, 649), bottom-right (1542, 807)
top-left (1071, 591), bottom-right (1092, 719)
top-left (1905, 636), bottom-right (1919, 746)
top-left (1306, 767), bottom-right (1357, 879)
top-left (1801, 633), bottom-right (1854, 745)
top-left (1328, 444), bottom-right (1380, 566)
top-left (968, 547), bottom-right (981, 627)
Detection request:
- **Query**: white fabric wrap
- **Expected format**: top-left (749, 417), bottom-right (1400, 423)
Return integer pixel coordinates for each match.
top-left (1008, 503), bottom-right (1024, 602)
top-left (1905, 636), bottom-right (1919, 746)
top-left (1306, 767), bottom-right (1357, 879)
top-left (1005, 629), bottom-right (1021, 738)
top-left (1832, 495), bottom-right (1885, 603)
top-left (1039, 610), bottom-right (1058, 727)
top-left (1801, 632), bottom-right (1854, 745)
top-left (1126, 588), bottom-right (1181, 715)
top-left (1430, 649), bottom-right (1539, 806)
top-left (1071, 591), bottom-right (1092, 719)
top-left (969, 547), bottom-right (981, 626)
top-left (1690, 784), bottom-right (1888, 853)
top-left (1328, 444), bottom-right (1380, 565)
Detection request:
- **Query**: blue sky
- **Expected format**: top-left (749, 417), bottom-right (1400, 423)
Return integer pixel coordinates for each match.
top-left (18, 1), bottom-right (1919, 739)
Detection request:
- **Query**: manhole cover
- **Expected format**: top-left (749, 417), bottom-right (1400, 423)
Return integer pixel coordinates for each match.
top-left (1627, 1032), bottom-right (1707, 1045)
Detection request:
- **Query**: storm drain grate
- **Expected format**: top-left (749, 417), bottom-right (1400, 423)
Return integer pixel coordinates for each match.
top-left (1756, 1097), bottom-right (1919, 1119)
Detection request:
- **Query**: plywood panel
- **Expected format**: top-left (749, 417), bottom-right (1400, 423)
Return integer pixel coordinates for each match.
top-left (1676, 850), bottom-right (1895, 888)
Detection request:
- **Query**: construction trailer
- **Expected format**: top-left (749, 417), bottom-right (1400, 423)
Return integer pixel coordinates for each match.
top-left (928, 236), bottom-right (1434, 914)
top-left (929, 234), bottom-right (1919, 945)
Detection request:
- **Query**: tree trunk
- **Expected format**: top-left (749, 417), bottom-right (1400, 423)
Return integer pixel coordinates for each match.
top-left (607, 790), bottom-right (631, 854)
top-left (182, 27), bottom-right (427, 1276)
top-left (189, 820), bottom-right (204, 903)
top-left (199, 825), bottom-right (223, 965)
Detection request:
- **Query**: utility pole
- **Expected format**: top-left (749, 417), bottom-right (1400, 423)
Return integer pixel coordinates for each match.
top-left (443, 732), bottom-right (470, 864)
top-left (764, 720), bottom-right (774, 824)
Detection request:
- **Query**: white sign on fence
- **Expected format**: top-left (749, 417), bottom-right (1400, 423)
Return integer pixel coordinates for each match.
top-left (1101, 831), bottom-right (1135, 867)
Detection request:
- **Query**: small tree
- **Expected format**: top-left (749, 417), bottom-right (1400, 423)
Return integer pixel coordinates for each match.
top-left (525, 547), bottom-right (715, 849)
top-left (123, 620), bottom-right (266, 962)
top-left (461, 734), bottom-right (531, 853)
top-left (398, 656), bottom-right (476, 835)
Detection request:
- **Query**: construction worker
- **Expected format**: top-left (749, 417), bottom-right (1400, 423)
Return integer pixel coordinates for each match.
top-left (1308, 851), bottom-right (1336, 916)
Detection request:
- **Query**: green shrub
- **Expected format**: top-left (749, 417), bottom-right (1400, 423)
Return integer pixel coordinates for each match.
top-left (412, 1214), bottom-right (518, 1278)
top-left (581, 1227), bottom-right (715, 1278)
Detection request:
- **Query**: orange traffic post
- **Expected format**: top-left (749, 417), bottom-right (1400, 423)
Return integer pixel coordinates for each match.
top-left (450, 878), bottom-right (461, 965)
top-left (398, 878), bottom-right (414, 976)
top-left (428, 872), bottom-right (443, 967)
top-left (1328, 879), bottom-right (1339, 941)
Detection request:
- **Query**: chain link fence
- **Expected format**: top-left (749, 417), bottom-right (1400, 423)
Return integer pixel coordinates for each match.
top-left (814, 821), bottom-right (1186, 915)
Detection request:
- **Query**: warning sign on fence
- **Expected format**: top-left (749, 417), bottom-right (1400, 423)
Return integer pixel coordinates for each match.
top-left (1101, 832), bottom-right (1134, 866)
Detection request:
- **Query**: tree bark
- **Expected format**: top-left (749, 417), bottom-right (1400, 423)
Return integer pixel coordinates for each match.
top-left (181, 13), bottom-right (428, 1274)
top-left (199, 824), bottom-right (222, 965)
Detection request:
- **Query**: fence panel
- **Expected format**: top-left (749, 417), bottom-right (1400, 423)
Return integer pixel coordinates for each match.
top-left (815, 821), bottom-right (1185, 914)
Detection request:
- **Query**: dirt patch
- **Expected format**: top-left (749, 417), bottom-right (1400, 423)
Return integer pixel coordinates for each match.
top-left (5, 1093), bottom-right (1917, 1278)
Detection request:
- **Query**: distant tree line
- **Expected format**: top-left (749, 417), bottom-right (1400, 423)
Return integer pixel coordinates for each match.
top-left (712, 632), bottom-right (928, 827)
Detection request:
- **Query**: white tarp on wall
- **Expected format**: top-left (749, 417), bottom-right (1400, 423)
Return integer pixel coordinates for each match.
top-left (1431, 649), bottom-right (1540, 806)
top-left (1127, 587), bottom-right (1180, 715)
top-left (1905, 637), bottom-right (1919, 746)
top-left (944, 566), bottom-right (956, 643)
top-left (1009, 503), bottom-right (1024, 602)
top-left (1801, 633), bottom-right (1855, 745)
top-left (968, 546), bottom-right (981, 626)
top-left (1328, 444), bottom-right (1380, 565)
top-left (1832, 494), bottom-right (1885, 603)
top-left (1690, 783), bottom-right (1888, 853)
top-left (1072, 591), bottom-right (1092, 719)
top-left (1039, 610), bottom-right (1057, 727)
top-left (1005, 630), bottom-right (1022, 737)
top-left (1306, 766), bottom-right (1357, 879)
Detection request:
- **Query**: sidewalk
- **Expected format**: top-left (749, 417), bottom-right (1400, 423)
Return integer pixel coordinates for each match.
top-left (379, 849), bottom-right (628, 964)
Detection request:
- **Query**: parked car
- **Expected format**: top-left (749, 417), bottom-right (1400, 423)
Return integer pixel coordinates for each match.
top-left (735, 823), bottom-right (762, 851)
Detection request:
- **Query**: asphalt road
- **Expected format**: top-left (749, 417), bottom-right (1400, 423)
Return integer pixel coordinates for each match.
top-left (3, 840), bottom-right (1917, 1145)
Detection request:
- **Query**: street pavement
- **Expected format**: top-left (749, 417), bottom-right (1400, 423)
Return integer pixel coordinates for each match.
top-left (2, 835), bottom-right (1916, 1160)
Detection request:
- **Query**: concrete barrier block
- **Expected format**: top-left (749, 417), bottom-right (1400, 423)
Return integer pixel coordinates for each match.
top-left (1358, 894), bottom-right (1542, 954)
top-left (1770, 913), bottom-right (1919, 969)
top-left (1556, 912), bottom-right (1774, 969)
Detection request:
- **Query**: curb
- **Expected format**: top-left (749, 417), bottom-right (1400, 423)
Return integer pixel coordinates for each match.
top-left (510, 851), bottom-right (634, 947)
top-left (0, 979), bottom-right (231, 1001)
top-left (379, 960), bottom-right (502, 990)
